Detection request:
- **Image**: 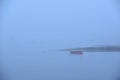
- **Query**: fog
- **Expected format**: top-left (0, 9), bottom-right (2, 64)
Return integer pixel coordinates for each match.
top-left (1, 0), bottom-right (120, 80)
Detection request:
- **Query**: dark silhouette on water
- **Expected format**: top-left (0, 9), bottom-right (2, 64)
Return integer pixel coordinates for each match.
top-left (59, 45), bottom-right (120, 55)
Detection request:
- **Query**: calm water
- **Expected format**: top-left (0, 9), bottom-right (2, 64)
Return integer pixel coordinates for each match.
top-left (1, 0), bottom-right (120, 80)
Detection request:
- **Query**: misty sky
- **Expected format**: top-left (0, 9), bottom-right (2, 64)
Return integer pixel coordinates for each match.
top-left (1, 0), bottom-right (120, 80)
